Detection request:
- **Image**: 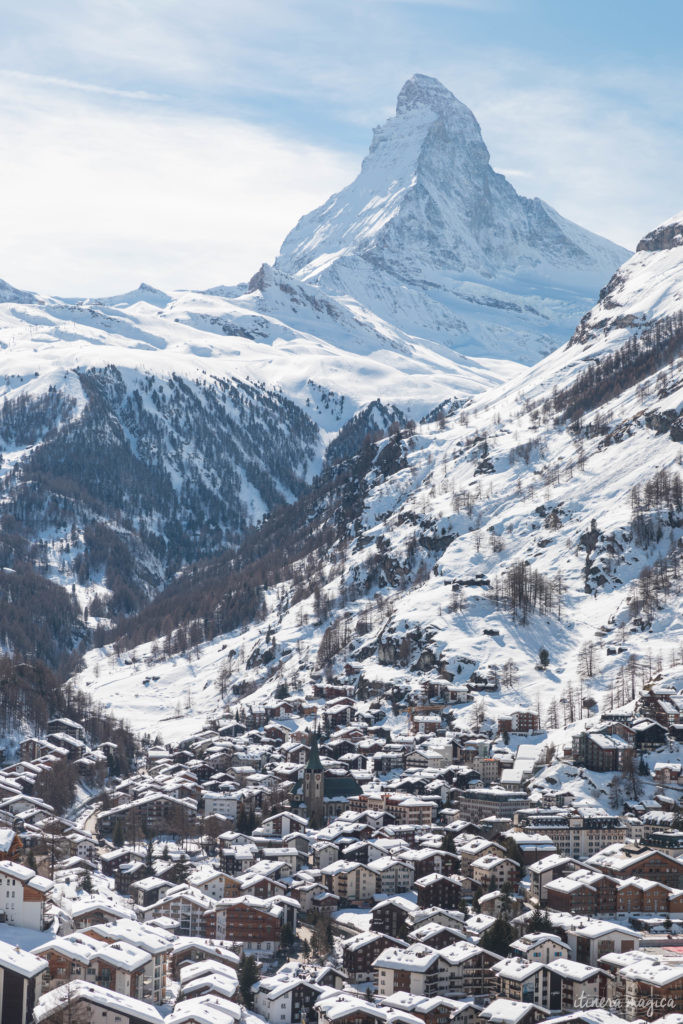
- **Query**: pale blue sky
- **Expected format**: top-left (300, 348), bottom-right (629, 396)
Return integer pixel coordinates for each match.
top-left (1, 0), bottom-right (681, 293)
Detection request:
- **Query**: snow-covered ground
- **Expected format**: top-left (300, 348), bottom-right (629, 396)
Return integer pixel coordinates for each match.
top-left (69, 209), bottom-right (683, 781)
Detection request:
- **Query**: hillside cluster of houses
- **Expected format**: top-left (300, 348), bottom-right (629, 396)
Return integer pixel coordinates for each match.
top-left (0, 680), bottom-right (681, 1024)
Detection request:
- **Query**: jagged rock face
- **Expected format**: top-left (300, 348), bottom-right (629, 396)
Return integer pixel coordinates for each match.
top-left (637, 215), bottom-right (683, 252)
top-left (276, 74), bottom-right (630, 363)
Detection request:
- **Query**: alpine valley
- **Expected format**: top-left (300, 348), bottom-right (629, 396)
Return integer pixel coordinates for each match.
top-left (0, 74), bottom-right (682, 772)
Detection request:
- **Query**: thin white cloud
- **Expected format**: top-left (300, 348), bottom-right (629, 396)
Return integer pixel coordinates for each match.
top-left (0, 75), bottom-right (355, 295)
top-left (0, 68), bottom-right (163, 101)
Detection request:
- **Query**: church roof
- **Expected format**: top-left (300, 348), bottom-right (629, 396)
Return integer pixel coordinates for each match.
top-left (324, 775), bottom-right (363, 799)
top-left (306, 733), bottom-right (324, 772)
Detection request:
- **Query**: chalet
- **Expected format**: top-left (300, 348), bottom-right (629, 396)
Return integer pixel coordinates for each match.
top-left (653, 763), bottom-right (683, 785)
top-left (528, 855), bottom-right (582, 904)
top-left (342, 931), bottom-right (406, 983)
top-left (46, 732), bottom-right (87, 761)
top-left (83, 918), bottom-right (175, 1005)
top-left (170, 937), bottom-right (240, 980)
top-left (101, 846), bottom-right (136, 877)
top-left (315, 993), bottom-right (391, 1024)
top-left (584, 844), bottom-right (683, 887)
top-left (458, 838), bottom-right (505, 875)
top-left (566, 921), bottom-right (640, 966)
top-left (141, 885), bottom-right (214, 936)
top-left (608, 718), bottom-right (668, 751)
top-left (322, 860), bottom-right (377, 903)
top-left (0, 861), bottom-right (53, 929)
top-left (399, 847), bottom-right (461, 880)
top-left (374, 940), bottom-right (499, 999)
top-left (372, 895), bottom-right (416, 938)
top-left (470, 854), bottom-right (520, 889)
top-left (179, 959), bottom-right (238, 1003)
top-left (210, 895), bottom-right (282, 954)
top-left (70, 897), bottom-right (136, 932)
top-left (0, 827), bottom-right (22, 861)
top-left (407, 923), bottom-right (469, 949)
top-left (479, 1000), bottom-right (547, 1024)
top-left (33, 980), bottom-right (164, 1024)
top-left (571, 732), bottom-right (631, 773)
top-left (34, 932), bottom-right (150, 1000)
top-left (202, 792), bottom-right (238, 820)
top-left (0, 940), bottom-right (47, 1024)
top-left (315, 965), bottom-right (348, 990)
top-left (616, 950), bottom-right (683, 1019)
top-left (260, 811), bottom-right (308, 837)
top-left (116, 860), bottom-right (149, 896)
top-left (253, 975), bottom-right (322, 1024)
top-left (97, 793), bottom-right (198, 837)
top-left (616, 877), bottom-right (683, 914)
top-left (545, 870), bottom-right (618, 916)
top-left (130, 876), bottom-right (175, 908)
top-left (509, 933), bottom-right (570, 963)
top-left (46, 717), bottom-right (86, 740)
top-left (367, 855), bottom-right (415, 896)
top-left (497, 712), bottom-right (540, 735)
top-left (490, 957), bottom-right (544, 1004)
top-left (415, 873), bottom-right (463, 910)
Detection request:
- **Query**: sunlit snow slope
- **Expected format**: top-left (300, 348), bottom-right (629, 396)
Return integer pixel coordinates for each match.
top-left (78, 211), bottom-right (683, 747)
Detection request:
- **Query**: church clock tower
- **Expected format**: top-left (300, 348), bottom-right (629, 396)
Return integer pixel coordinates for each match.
top-left (303, 732), bottom-right (325, 828)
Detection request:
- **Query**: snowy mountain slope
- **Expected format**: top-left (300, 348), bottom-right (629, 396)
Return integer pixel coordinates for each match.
top-left (75, 210), bottom-right (683, 750)
top-left (569, 210), bottom-right (683, 350)
top-left (0, 362), bottom-right (322, 660)
top-left (0, 74), bottom-right (634, 664)
top-left (276, 74), bottom-right (630, 363)
top-left (0, 267), bottom-right (517, 431)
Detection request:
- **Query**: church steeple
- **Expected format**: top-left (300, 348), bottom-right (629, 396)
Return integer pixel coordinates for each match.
top-left (306, 731), bottom-right (323, 772)
top-left (303, 731), bottom-right (324, 827)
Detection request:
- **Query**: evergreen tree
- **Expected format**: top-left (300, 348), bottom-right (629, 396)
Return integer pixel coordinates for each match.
top-left (145, 835), bottom-right (154, 872)
top-left (112, 818), bottom-right (124, 848)
top-left (237, 954), bottom-right (260, 1008)
top-left (481, 916), bottom-right (514, 956)
top-left (81, 870), bottom-right (93, 894)
top-left (176, 854), bottom-right (191, 884)
top-left (235, 804), bottom-right (247, 834)
top-left (527, 906), bottom-right (545, 932)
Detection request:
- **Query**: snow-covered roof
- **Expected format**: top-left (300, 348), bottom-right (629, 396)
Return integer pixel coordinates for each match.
top-left (34, 980), bottom-right (164, 1023)
top-left (0, 939), bottom-right (47, 978)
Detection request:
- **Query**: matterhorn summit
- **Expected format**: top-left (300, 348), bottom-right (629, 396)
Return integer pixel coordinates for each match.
top-left (276, 74), bottom-right (630, 362)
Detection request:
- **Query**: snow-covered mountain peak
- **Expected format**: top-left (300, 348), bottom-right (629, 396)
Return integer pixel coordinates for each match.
top-left (365, 74), bottom-right (490, 200)
top-left (275, 75), bottom-right (629, 365)
top-left (88, 282), bottom-right (173, 309)
top-left (395, 72), bottom-right (477, 123)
